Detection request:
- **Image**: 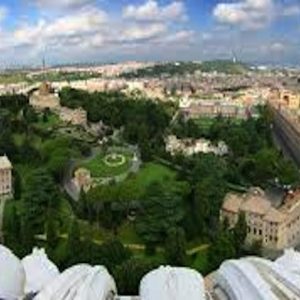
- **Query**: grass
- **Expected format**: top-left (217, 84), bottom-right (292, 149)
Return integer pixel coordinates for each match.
top-left (125, 162), bottom-right (177, 197)
top-left (82, 150), bottom-right (133, 178)
top-left (34, 114), bottom-right (61, 130)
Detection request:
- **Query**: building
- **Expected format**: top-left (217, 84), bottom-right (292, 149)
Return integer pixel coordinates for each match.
top-left (58, 107), bottom-right (87, 126)
top-left (73, 168), bottom-right (92, 193)
top-left (221, 187), bottom-right (300, 250)
top-left (0, 155), bottom-right (12, 198)
top-left (165, 135), bottom-right (228, 156)
top-left (181, 101), bottom-right (250, 120)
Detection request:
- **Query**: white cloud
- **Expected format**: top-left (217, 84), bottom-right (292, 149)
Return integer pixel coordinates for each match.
top-left (269, 42), bottom-right (286, 53)
top-left (0, 2), bottom-right (195, 65)
top-left (213, 0), bottom-right (300, 30)
top-left (121, 23), bottom-right (167, 41)
top-left (123, 0), bottom-right (186, 22)
top-left (31, 0), bottom-right (94, 10)
top-left (213, 0), bottom-right (274, 30)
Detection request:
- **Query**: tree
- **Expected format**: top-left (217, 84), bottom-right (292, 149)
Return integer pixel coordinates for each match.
top-left (64, 218), bottom-right (82, 266)
top-left (3, 204), bottom-right (22, 256)
top-left (208, 229), bottom-right (236, 271)
top-left (21, 169), bottom-right (60, 235)
top-left (164, 227), bottom-right (187, 266)
top-left (233, 212), bottom-right (247, 255)
top-left (137, 182), bottom-right (186, 250)
top-left (114, 258), bottom-right (156, 295)
top-left (193, 174), bottom-right (226, 237)
top-left (46, 210), bottom-right (59, 252)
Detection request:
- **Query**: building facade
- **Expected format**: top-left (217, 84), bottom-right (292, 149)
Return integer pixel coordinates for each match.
top-left (0, 155), bottom-right (12, 198)
top-left (221, 187), bottom-right (300, 250)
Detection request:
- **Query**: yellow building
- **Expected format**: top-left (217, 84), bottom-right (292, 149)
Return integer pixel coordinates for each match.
top-left (221, 187), bottom-right (300, 250)
top-left (269, 88), bottom-right (300, 110)
top-left (0, 155), bottom-right (12, 198)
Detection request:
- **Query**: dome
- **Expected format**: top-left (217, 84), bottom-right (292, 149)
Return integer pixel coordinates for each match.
top-left (22, 248), bottom-right (60, 294)
top-left (140, 266), bottom-right (205, 300)
top-left (35, 264), bottom-right (117, 300)
top-left (0, 245), bottom-right (25, 300)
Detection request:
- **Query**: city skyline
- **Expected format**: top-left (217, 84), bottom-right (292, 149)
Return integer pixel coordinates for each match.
top-left (0, 0), bottom-right (299, 66)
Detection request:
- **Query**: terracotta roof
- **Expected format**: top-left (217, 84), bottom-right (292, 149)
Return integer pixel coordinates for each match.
top-left (241, 194), bottom-right (271, 215)
top-left (222, 193), bottom-right (243, 213)
top-left (263, 207), bottom-right (286, 223)
top-left (0, 156), bottom-right (12, 169)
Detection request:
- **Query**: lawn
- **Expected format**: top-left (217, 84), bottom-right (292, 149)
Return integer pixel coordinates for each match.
top-left (125, 162), bottom-right (177, 197)
top-left (82, 150), bottom-right (134, 178)
top-left (34, 113), bottom-right (61, 130)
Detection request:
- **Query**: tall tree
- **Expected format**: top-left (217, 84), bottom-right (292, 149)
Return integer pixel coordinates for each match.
top-left (164, 227), bottom-right (187, 266)
top-left (233, 212), bottom-right (248, 256)
top-left (114, 258), bottom-right (156, 295)
top-left (65, 218), bottom-right (82, 266)
top-left (137, 182), bottom-right (186, 251)
top-left (21, 169), bottom-right (60, 236)
top-left (46, 209), bottom-right (59, 252)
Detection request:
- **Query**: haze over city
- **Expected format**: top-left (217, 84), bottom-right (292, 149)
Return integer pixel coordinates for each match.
top-left (0, 0), bottom-right (300, 66)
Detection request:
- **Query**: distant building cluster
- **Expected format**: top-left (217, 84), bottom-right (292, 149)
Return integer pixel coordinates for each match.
top-left (165, 135), bottom-right (228, 156)
top-left (221, 187), bottom-right (300, 251)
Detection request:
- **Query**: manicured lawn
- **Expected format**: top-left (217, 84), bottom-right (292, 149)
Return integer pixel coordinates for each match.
top-left (82, 150), bottom-right (133, 178)
top-left (126, 162), bottom-right (177, 196)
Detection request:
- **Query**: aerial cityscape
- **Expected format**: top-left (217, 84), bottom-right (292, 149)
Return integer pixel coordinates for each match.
top-left (1, 0), bottom-right (300, 299)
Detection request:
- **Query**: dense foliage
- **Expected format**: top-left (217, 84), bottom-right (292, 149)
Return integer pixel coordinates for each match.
top-left (120, 60), bottom-right (249, 79)
top-left (60, 88), bottom-right (171, 160)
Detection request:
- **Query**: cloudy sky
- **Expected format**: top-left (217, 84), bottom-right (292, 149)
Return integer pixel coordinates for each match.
top-left (0, 0), bottom-right (299, 66)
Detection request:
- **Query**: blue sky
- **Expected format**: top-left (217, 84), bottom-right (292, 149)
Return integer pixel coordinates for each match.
top-left (0, 0), bottom-right (299, 66)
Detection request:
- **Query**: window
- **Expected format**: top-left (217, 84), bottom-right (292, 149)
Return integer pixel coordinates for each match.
top-left (259, 229), bottom-right (262, 236)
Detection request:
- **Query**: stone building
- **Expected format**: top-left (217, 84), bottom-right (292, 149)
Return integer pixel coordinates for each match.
top-left (269, 88), bottom-right (300, 111)
top-left (73, 168), bottom-right (92, 193)
top-left (0, 155), bottom-right (12, 198)
top-left (221, 187), bottom-right (300, 250)
top-left (58, 107), bottom-right (87, 126)
top-left (29, 82), bottom-right (60, 110)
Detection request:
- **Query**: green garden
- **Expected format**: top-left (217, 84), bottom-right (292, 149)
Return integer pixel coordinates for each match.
top-left (81, 147), bottom-right (136, 178)
top-left (1, 89), bottom-right (299, 295)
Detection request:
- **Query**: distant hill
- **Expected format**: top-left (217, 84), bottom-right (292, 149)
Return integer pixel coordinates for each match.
top-left (199, 60), bottom-right (249, 74)
top-left (121, 60), bottom-right (250, 78)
